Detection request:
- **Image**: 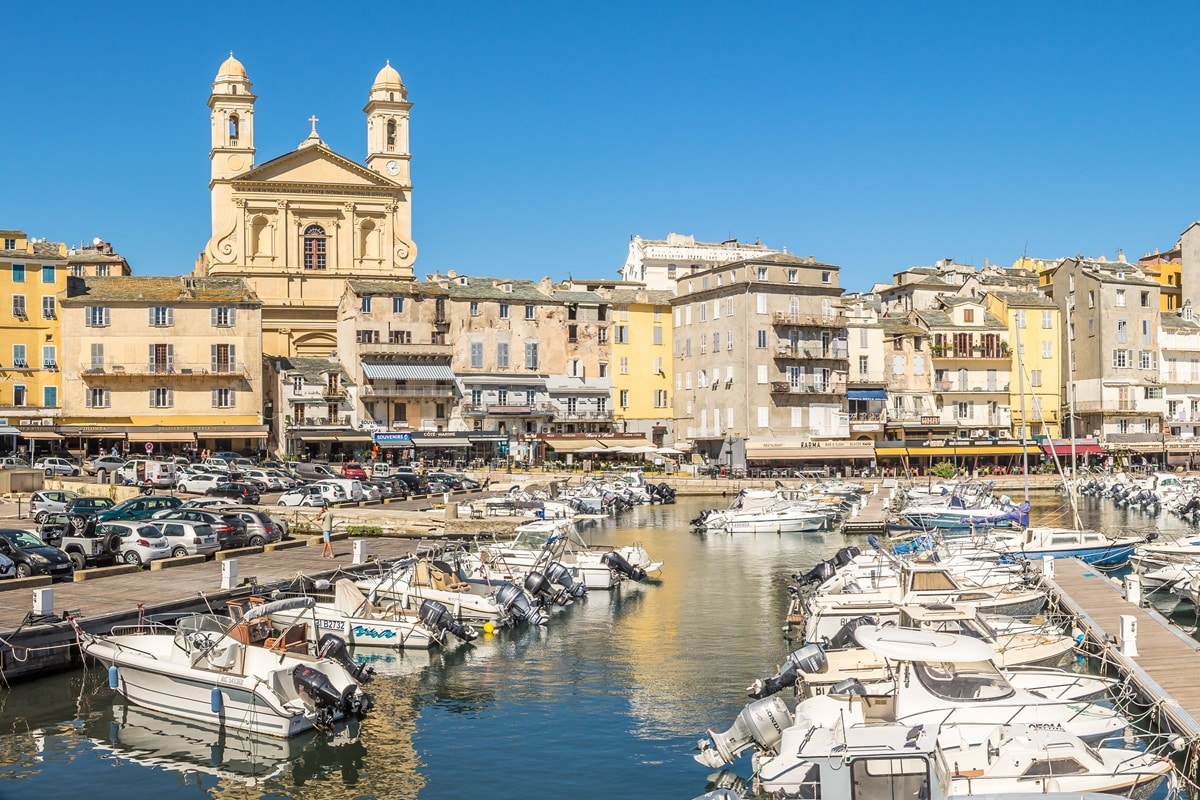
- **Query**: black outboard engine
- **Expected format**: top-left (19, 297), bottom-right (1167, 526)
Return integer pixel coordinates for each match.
top-left (825, 615), bottom-right (876, 650)
top-left (524, 570), bottom-right (571, 606)
top-left (830, 677), bottom-right (868, 697)
top-left (747, 643), bottom-right (828, 698)
top-left (317, 633), bottom-right (375, 684)
top-left (691, 510), bottom-right (710, 527)
top-left (544, 561), bottom-right (587, 598)
top-left (657, 482), bottom-right (676, 503)
top-left (292, 664), bottom-right (365, 716)
top-left (602, 550), bottom-right (647, 582)
top-left (418, 599), bottom-right (479, 643)
top-left (833, 546), bottom-right (860, 568)
top-left (495, 581), bottom-right (549, 625)
top-left (793, 559), bottom-right (836, 586)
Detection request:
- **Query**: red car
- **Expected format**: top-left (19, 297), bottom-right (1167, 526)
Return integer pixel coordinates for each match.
top-left (341, 462), bottom-right (368, 480)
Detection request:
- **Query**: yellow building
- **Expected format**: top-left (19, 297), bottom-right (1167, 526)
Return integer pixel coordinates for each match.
top-left (0, 229), bottom-right (66, 454)
top-left (597, 286), bottom-right (674, 446)
top-left (59, 277), bottom-right (266, 456)
top-left (1138, 248), bottom-right (1182, 312)
top-left (984, 290), bottom-right (1062, 439)
top-left (195, 55), bottom-right (418, 358)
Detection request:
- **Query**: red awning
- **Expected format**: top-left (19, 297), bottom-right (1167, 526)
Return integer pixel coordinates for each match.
top-left (1041, 442), bottom-right (1103, 456)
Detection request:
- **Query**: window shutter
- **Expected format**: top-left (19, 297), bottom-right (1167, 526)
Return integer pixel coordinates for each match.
top-left (103, 307), bottom-right (110, 326)
top-left (168, 388), bottom-right (174, 407)
top-left (166, 344), bottom-right (175, 370)
top-left (167, 307), bottom-right (174, 326)
top-left (149, 388), bottom-right (157, 407)
top-left (229, 389), bottom-right (237, 407)
top-left (211, 345), bottom-right (217, 373)
top-left (229, 307), bottom-right (236, 325)
top-left (148, 308), bottom-right (155, 325)
top-left (229, 345), bottom-right (236, 371)
top-left (212, 388), bottom-right (219, 408)
top-left (210, 308), bottom-right (218, 326)
top-left (148, 344), bottom-right (156, 368)
top-left (102, 389), bottom-right (109, 408)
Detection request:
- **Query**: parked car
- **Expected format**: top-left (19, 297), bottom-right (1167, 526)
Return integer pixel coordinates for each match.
top-left (147, 519), bottom-right (221, 558)
top-left (205, 506), bottom-right (284, 546)
top-left (62, 496), bottom-right (117, 532)
top-left (177, 472), bottom-right (224, 494)
top-left (0, 528), bottom-right (73, 580)
top-left (115, 459), bottom-right (177, 489)
top-left (93, 495), bottom-right (183, 523)
top-left (0, 551), bottom-right (14, 579)
top-left (181, 497), bottom-right (239, 510)
top-left (36, 518), bottom-right (119, 571)
top-left (29, 490), bottom-right (81, 524)
top-left (83, 455), bottom-right (125, 476)
top-left (0, 457), bottom-right (31, 470)
top-left (242, 469), bottom-right (283, 491)
top-left (33, 457), bottom-right (80, 477)
top-left (366, 479), bottom-right (395, 499)
top-left (96, 521), bottom-right (171, 566)
top-left (270, 470), bottom-right (299, 490)
top-left (293, 462), bottom-right (337, 481)
top-left (277, 486), bottom-right (327, 507)
top-left (391, 472), bottom-right (424, 494)
top-left (151, 508), bottom-right (249, 550)
top-left (427, 472), bottom-right (465, 490)
top-left (205, 482), bottom-right (260, 505)
top-left (311, 482), bottom-right (347, 504)
top-left (341, 462), bottom-right (368, 480)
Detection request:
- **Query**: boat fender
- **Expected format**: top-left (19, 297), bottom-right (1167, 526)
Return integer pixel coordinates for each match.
top-left (108, 665), bottom-right (119, 690)
top-left (210, 686), bottom-right (223, 714)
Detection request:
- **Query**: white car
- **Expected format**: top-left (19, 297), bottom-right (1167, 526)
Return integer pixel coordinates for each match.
top-left (312, 482), bottom-right (347, 504)
top-left (277, 486), bottom-right (327, 507)
top-left (243, 469), bottom-right (284, 491)
top-left (180, 497), bottom-right (237, 510)
top-left (177, 473), bottom-right (223, 494)
top-left (97, 521), bottom-right (171, 566)
top-left (148, 519), bottom-right (220, 558)
top-left (84, 455), bottom-right (124, 476)
top-left (33, 457), bottom-right (80, 477)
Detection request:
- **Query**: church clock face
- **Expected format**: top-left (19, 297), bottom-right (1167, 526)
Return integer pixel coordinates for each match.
top-left (385, 160), bottom-right (400, 175)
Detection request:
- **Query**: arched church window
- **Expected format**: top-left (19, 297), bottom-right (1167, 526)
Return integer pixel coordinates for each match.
top-left (229, 113), bottom-right (239, 142)
top-left (303, 224), bottom-right (327, 270)
top-left (386, 119), bottom-right (396, 150)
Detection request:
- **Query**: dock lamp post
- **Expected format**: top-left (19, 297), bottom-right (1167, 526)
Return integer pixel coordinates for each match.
top-left (725, 430), bottom-right (734, 478)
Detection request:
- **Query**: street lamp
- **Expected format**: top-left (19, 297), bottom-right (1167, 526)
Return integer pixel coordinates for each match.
top-left (725, 430), bottom-right (733, 478)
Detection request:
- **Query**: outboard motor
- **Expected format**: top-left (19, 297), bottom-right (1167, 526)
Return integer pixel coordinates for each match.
top-left (792, 559), bottom-right (836, 586)
top-left (292, 664), bottom-right (366, 716)
top-left (830, 677), bottom-right (868, 697)
top-left (602, 550), bottom-right (647, 582)
top-left (657, 483), bottom-right (676, 503)
top-left (833, 546), bottom-right (860, 568)
top-left (524, 570), bottom-right (571, 606)
top-left (495, 581), bottom-right (549, 626)
top-left (747, 643), bottom-right (827, 698)
top-left (693, 696), bottom-right (794, 769)
top-left (317, 633), bottom-right (375, 684)
top-left (826, 615), bottom-right (876, 650)
top-left (418, 599), bottom-right (479, 643)
top-left (544, 561), bottom-right (587, 598)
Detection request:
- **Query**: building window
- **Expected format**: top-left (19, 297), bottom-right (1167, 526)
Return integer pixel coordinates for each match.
top-left (859, 355), bottom-right (869, 378)
top-left (1142, 319), bottom-right (1151, 344)
top-left (619, 356), bottom-right (629, 374)
top-left (470, 341), bottom-right (483, 369)
top-left (620, 389), bottom-right (629, 408)
top-left (303, 225), bottom-right (327, 270)
top-left (525, 342), bottom-right (538, 369)
top-left (787, 269), bottom-right (798, 283)
top-left (525, 304), bottom-right (535, 320)
top-left (86, 387), bottom-right (109, 408)
top-left (41, 296), bottom-right (56, 319)
top-left (963, 308), bottom-right (975, 323)
top-left (43, 386), bottom-right (57, 408)
top-left (756, 329), bottom-right (767, 349)
top-left (654, 389), bottom-right (669, 408)
top-left (292, 375), bottom-right (304, 393)
top-left (470, 301), bottom-right (479, 316)
top-left (614, 325), bottom-right (629, 344)
top-left (12, 344), bottom-right (26, 368)
top-left (3, 239), bottom-right (15, 250)
top-left (756, 294), bottom-right (767, 314)
top-left (389, 330), bottom-right (411, 344)
top-left (392, 296), bottom-right (405, 313)
top-left (360, 295), bottom-right (373, 312)
top-left (1140, 350), bottom-right (1156, 370)
top-left (89, 343), bottom-right (104, 371)
top-left (211, 343), bottom-right (236, 373)
top-left (212, 388), bottom-right (236, 408)
top-left (1141, 291), bottom-right (1150, 308)
top-left (1042, 340), bottom-right (1052, 358)
top-left (149, 306), bottom-right (173, 327)
top-left (497, 342), bottom-right (510, 369)
top-left (85, 306), bottom-right (109, 326)
top-left (497, 388), bottom-right (508, 406)
top-left (11, 264), bottom-right (24, 283)
top-left (12, 295), bottom-right (26, 318)
top-left (498, 303), bottom-right (509, 319)
top-left (1112, 349), bottom-right (1131, 368)
top-left (598, 327), bottom-right (608, 344)
top-left (149, 343), bottom-right (174, 373)
top-left (41, 265), bottom-right (54, 284)
top-left (211, 306), bottom-right (236, 327)
top-left (1015, 309), bottom-right (1026, 329)
top-left (652, 326), bottom-right (663, 346)
top-left (1030, 369), bottom-right (1042, 387)
top-left (42, 345), bottom-right (56, 369)
top-left (356, 329), bottom-right (380, 344)
top-left (568, 324), bottom-right (578, 342)
top-left (599, 362), bottom-right (608, 378)
top-left (821, 271), bottom-right (831, 283)
top-left (149, 387), bottom-right (174, 408)
top-left (957, 401), bottom-right (972, 419)
top-left (1115, 289), bottom-right (1126, 307)
top-left (1146, 386), bottom-right (1164, 399)
top-left (526, 389), bottom-right (536, 405)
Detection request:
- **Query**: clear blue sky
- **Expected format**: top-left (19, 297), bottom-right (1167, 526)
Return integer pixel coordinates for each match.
top-left (4, 2), bottom-right (1198, 290)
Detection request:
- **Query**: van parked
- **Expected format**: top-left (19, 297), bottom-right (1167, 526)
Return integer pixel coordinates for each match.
top-left (293, 462), bottom-right (337, 481)
top-left (116, 459), bottom-right (178, 489)
top-left (315, 477), bottom-right (365, 502)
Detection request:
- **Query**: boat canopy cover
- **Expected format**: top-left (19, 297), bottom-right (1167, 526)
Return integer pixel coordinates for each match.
top-left (243, 596), bottom-right (315, 622)
top-left (853, 624), bottom-right (997, 664)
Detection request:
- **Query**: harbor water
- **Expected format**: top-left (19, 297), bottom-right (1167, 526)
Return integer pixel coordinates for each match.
top-left (0, 491), bottom-right (1189, 800)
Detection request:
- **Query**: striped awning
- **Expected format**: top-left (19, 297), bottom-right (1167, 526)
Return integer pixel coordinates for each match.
top-left (362, 362), bottom-right (455, 381)
top-left (19, 430), bottom-right (62, 440)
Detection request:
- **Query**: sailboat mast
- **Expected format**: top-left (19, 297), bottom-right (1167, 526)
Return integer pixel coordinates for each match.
top-left (1015, 318), bottom-right (1030, 504)
top-left (1065, 295), bottom-right (1078, 475)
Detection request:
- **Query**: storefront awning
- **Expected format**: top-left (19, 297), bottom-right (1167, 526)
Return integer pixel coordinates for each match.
top-left (875, 444), bottom-right (1029, 457)
top-left (847, 389), bottom-right (888, 400)
top-left (362, 363), bottom-right (455, 381)
top-left (543, 437), bottom-right (653, 453)
top-left (747, 441), bottom-right (876, 460)
top-left (1040, 440), bottom-right (1103, 456)
top-left (202, 429), bottom-right (269, 438)
top-left (19, 430), bottom-right (62, 440)
top-left (0, 426), bottom-right (20, 436)
top-left (412, 437), bottom-right (471, 448)
top-left (127, 432), bottom-right (196, 443)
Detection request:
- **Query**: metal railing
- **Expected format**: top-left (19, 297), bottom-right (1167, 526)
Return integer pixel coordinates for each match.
top-left (80, 361), bottom-right (243, 376)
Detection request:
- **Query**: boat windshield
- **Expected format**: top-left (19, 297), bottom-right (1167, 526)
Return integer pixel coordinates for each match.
top-left (173, 614), bottom-right (231, 654)
top-left (913, 659), bottom-right (1015, 702)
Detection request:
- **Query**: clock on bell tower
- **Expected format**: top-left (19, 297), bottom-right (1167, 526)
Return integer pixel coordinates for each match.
top-left (364, 60), bottom-right (411, 184)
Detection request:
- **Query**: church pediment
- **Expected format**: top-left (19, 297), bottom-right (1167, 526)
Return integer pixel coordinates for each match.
top-left (231, 144), bottom-right (400, 189)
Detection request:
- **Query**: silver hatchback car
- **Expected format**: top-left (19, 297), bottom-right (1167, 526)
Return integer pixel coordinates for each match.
top-left (206, 506), bottom-right (285, 547)
top-left (147, 519), bottom-right (221, 558)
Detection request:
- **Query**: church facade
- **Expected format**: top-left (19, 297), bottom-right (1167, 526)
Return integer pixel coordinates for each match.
top-left (195, 55), bottom-right (418, 358)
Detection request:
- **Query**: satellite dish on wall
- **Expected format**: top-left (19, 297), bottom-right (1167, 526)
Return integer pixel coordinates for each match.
top-left (92, 237), bottom-right (103, 246)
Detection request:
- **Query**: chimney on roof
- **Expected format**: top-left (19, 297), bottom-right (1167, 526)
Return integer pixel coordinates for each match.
top-left (1117, 250), bottom-right (1126, 263)
top-left (446, 269), bottom-right (457, 279)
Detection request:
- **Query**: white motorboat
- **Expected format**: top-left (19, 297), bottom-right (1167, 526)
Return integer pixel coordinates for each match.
top-left (266, 580), bottom-right (478, 650)
top-left (77, 598), bottom-right (373, 738)
top-left (695, 489), bottom-right (829, 533)
top-left (695, 693), bottom-right (1171, 800)
top-left (356, 557), bottom-right (516, 626)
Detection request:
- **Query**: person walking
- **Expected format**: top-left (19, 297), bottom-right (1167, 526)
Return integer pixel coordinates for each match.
top-left (320, 509), bottom-right (335, 558)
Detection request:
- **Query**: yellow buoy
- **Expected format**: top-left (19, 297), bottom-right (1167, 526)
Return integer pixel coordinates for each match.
top-left (483, 621), bottom-right (495, 635)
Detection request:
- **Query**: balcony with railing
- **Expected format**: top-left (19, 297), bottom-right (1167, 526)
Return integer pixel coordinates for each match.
top-left (930, 347), bottom-right (1010, 360)
top-left (1075, 400), bottom-right (1140, 414)
top-left (774, 342), bottom-right (850, 365)
top-left (360, 383), bottom-right (456, 398)
top-left (772, 311), bottom-right (847, 328)
top-left (553, 409), bottom-right (614, 422)
top-left (461, 402), bottom-right (555, 417)
top-left (770, 380), bottom-right (847, 395)
top-left (81, 360), bottom-right (245, 378)
top-left (358, 341), bottom-right (454, 357)
top-left (289, 414), bottom-right (353, 428)
top-left (934, 380), bottom-right (1010, 393)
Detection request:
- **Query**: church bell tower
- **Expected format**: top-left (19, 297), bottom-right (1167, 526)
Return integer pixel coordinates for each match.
top-left (364, 61), bottom-right (412, 185)
top-left (209, 53), bottom-right (256, 183)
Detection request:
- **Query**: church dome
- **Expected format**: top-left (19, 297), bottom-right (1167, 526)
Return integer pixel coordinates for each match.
top-left (372, 60), bottom-right (405, 91)
top-left (217, 53), bottom-right (248, 80)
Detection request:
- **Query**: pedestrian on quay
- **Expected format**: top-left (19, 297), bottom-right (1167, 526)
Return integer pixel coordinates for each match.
top-left (320, 508), bottom-right (335, 558)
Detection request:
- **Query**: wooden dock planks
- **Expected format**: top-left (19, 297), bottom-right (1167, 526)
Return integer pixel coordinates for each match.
top-left (1048, 558), bottom-right (1200, 736)
top-left (842, 489), bottom-right (892, 535)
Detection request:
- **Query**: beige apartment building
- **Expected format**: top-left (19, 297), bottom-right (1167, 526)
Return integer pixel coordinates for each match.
top-left (59, 277), bottom-right (265, 455)
top-left (671, 253), bottom-right (872, 473)
top-left (195, 55), bottom-right (418, 358)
